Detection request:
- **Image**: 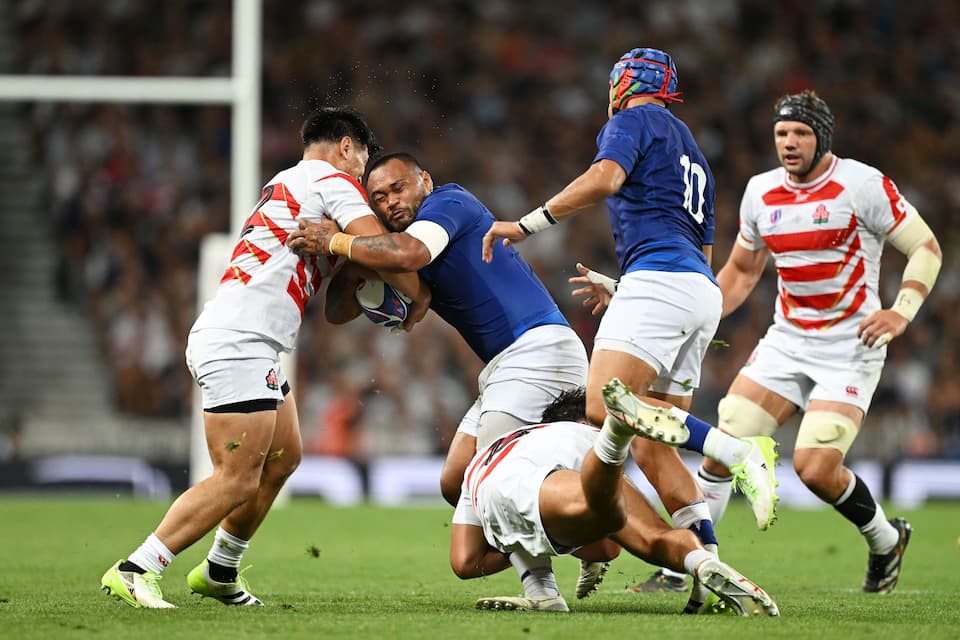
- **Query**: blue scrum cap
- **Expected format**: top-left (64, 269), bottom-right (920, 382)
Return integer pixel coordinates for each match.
top-left (609, 48), bottom-right (682, 113)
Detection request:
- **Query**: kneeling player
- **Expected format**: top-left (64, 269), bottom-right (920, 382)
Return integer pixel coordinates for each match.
top-left (449, 381), bottom-right (779, 616)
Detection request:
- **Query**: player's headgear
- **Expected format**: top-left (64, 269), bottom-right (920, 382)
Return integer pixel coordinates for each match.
top-left (609, 48), bottom-right (683, 113)
top-left (773, 90), bottom-right (835, 168)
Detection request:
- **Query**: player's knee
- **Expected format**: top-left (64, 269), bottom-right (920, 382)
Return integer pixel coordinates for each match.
top-left (717, 394), bottom-right (779, 438)
top-left (449, 549), bottom-right (480, 580)
top-left (794, 411), bottom-right (857, 492)
top-left (600, 507), bottom-right (627, 536)
top-left (262, 447), bottom-right (301, 487)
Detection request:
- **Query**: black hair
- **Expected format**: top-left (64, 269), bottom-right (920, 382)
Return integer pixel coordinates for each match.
top-left (300, 106), bottom-right (381, 156)
top-left (540, 387), bottom-right (587, 423)
top-left (365, 151), bottom-right (424, 183)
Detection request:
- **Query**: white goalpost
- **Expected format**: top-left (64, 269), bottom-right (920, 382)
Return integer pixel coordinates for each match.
top-left (0, 0), bottom-right (284, 490)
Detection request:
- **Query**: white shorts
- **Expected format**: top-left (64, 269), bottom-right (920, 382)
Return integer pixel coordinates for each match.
top-left (739, 327), bottom-right (883, 413)
top-left (473, 458), bottom-right (565, 556)
top-left (594, 270), bottom-right (721, 395)
top-left (185, 328), bottom-right (289, 410)
top-left (456, 324), bottom-right (588, 436)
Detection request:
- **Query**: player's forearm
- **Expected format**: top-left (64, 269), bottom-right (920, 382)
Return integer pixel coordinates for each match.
top-left (334, 233), bottom-right (431, 273)
top-left (717, 265), bottom-right (761, 318)
top-left (546, 161), bottom-right (625, 218)
top-left (325, 267), bottom-right (364, 324)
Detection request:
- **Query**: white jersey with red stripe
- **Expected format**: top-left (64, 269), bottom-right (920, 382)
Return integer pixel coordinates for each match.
top-left (191, 159), bottom-right (374, 351)
top-left (454, 422), bottom-right (599, 529)
top-left (738, 155), bottom-right (916, 352)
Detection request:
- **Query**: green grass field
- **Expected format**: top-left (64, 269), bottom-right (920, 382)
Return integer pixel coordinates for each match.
top-left (0, 496), bottom-right (957, 639)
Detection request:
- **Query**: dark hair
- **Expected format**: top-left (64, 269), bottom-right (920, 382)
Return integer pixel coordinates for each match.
top-left (300, 107), bottom-right (381, 156)
top-left (365, 151), bottom-right (424, 183)
top-left (540, 387), bottom-right (587, 423)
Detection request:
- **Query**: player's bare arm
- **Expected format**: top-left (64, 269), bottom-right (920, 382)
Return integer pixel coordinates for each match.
top-left (716, 241), bottom-right (770, 319)
top-left (480, 159), bottom-right (626, 263)
top-left (289, 215), bottom-right (431, 330)
top-left (858, 219), bottom-right (942, 348)
top-left (324, 262), bottom-right (376, 324)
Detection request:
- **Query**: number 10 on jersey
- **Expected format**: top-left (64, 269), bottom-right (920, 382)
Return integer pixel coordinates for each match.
top-left (680, 154), bottom-right (707, 224)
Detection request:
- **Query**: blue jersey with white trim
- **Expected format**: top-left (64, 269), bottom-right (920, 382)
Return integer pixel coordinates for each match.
top-left (416, 184), bottom-right (568, 363)
top-left (594, 104), bottom-right (717, 283)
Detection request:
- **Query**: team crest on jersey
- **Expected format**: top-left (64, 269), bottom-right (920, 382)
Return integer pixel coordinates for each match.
top-left (770, 208), bottom-right (782, 225)
top-left (845, 385), bottom-right (859, 398)
top-left (265, 368), bottom-right (279, 391)
top-left (813, 204), bottom-right (830, 224)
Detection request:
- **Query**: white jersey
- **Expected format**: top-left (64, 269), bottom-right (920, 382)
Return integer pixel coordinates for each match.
top-left (738, 155), bottom-right (917, 345)
top-left (192, 160), bottom-right (374, 351)
top-left (453, 422), bottom-right (598, 531)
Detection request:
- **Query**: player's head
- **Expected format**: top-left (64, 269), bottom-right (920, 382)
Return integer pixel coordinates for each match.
top-left (365, 152), bottom-right (434, 232)
top-left (540, 387), bottom-right (588, 423)
top-left (300, 107), bottom-right (382, 180)
top-left (772, 90), bottom-right (834, 178)
top-left (608, 47), bottom-right (682, 115)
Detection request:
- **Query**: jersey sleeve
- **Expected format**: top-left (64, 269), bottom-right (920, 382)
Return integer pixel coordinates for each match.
top-left (736, 176), bottom-right (766, 251)
top-left (307, 172), bottom-right (377, 229)
top-left (852, 172), bottom-right (918, 237)
top-left (417, 193), bottom-right (476, 242)
top-left (593, 117), bottom-right (644, 175)
top-left (451, 486), bottom-right (481, 527)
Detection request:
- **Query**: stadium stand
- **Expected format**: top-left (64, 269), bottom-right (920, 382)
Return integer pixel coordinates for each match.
top-left (2, 1), bottom-right (958, 475)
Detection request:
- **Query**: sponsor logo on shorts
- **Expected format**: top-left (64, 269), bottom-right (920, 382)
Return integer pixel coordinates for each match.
top-left (845, 385), bottom-right (859, 397)
top-left (265, 368), bottom-right (279, 391)
top-left (813, 204), bottom-right (830, 224)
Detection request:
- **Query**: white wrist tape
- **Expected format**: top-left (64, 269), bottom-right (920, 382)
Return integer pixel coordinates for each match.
top-left (585, 269), bottom-right (618, 295)
top-left (517, 205), bottom-right (557, 236)
top-left (890, 288), bottom-right (924, 322)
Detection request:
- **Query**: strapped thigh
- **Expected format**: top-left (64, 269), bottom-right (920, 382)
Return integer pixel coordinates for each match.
top-left (795, 411), bottom-right (858, 457)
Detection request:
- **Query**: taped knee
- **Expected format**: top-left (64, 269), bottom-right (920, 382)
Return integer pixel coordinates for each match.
top-left (717, 394), bottom-right (778, 438)
top-left (796, 411), bottom-right (858, 456)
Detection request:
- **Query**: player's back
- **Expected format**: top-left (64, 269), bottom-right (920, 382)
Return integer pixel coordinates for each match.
top-left (595, 104), bottom-right (715, 282)
top-left (464, 421), bottom-right (600, 503)
top-left (192, 160), bottom-right (371, 350)
top-left (416, 184), bottom-right (569, 362)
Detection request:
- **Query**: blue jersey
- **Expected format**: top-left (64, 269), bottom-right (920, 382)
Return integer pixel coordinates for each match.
top-left (594, 104), bottom-right (716, 283)
top-left (416, 184), bottom-right (568, 362)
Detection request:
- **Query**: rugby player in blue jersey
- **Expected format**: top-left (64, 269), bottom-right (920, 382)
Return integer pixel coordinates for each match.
top-left (288, 152), bottom-right (598, 610)
top-left (482, 47), bottom-right (779, 608)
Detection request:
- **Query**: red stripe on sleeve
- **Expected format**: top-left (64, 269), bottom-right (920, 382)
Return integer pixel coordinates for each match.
top-left (316, 172), bottom-right (370, 205)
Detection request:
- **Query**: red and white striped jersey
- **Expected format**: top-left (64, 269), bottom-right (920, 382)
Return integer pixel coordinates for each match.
top-left (191, 159), bottom-right (375, 351)
top-left (737, 156), bottom-right (916, 342)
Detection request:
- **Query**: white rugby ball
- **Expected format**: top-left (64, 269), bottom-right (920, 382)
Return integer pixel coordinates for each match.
top-left (355, 279), bottom-right (412, 329)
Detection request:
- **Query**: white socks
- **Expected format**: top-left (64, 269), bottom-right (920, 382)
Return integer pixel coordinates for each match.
top-left (593, 415), bottom-right (635, 465)
top-left (128, 533), bottom-right (175, 575)
top-left (702, 429), bottom-right (752, 468)
top-left (510, 550), bottom-right (560, 598)
top-left (695, 466), bottom-right (735, 523)
top-left (860, 506), bottom-right (899, 554)
top-left (207, 526), bottom-right (250, 569)
top-left (683, 549), bottom-right (715, 576)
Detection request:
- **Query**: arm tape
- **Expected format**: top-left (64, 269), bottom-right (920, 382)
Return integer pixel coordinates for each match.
top-left (329, 232), bottom-right (355, 259)
top-left (404, 220), bottom-right (450, 264)
top-left (888, 215), bottom-right (941, 291)
top-left (517, 204), bottom-right (557, 236)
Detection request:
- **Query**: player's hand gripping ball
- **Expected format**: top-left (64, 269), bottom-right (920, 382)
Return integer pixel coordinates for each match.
top-left (355, 279), bottom-right (412, 329)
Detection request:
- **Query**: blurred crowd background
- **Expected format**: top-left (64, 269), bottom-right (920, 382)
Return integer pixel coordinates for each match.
top-left (5, 0), bottom-right (959, 463)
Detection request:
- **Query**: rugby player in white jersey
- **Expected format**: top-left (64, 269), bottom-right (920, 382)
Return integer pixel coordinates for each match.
top-left (450, 381), bottom-right (779, 616)
top-left (692, 90), bottom-right (941, 594)
top-left (100, 107), bottom-right (429, 609)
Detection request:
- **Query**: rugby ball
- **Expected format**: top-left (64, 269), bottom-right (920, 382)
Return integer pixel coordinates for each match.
top-left (355, 278), bottom-right (412, 329)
